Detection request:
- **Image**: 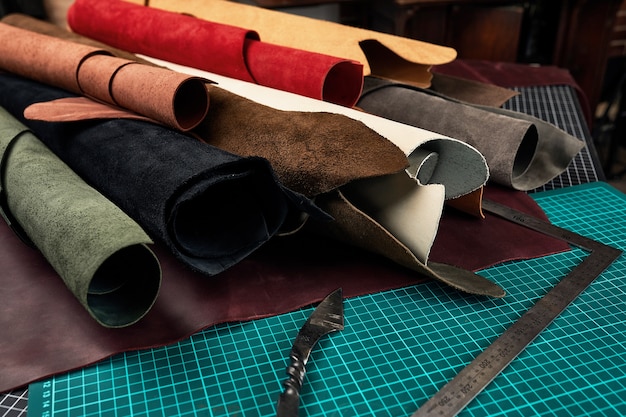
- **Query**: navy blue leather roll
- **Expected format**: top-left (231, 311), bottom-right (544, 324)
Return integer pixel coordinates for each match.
top-left (0, 72), bottom-right (321, 275)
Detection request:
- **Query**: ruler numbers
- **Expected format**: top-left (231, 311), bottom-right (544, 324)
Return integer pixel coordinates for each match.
top-left (412, 199), bottom-right (622, 417)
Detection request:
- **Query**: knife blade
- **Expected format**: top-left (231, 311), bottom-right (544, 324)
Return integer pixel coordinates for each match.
top-left (276, 287), bottom-right (344, 417)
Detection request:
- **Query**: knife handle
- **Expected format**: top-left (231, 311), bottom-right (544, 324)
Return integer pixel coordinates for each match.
top-left (276, 354), bottom-right (306, 416)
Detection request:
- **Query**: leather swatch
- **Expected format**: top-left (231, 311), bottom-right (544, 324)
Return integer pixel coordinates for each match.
top-left (0, 107), bottom-right (161, 328)
top-left (33, 47), bottom-right (500, 296)
top-left (0, 211), bottom-right (434, 393)
top-left (432, 58), bottom-right (592, 124)
top-left (430, 184), bottom-right (571, 271)
top-left (193, 85), bottom-right (409, 198)
top-left (140, 0), bottom-right (457, 87)
top-left (67, 0), bottom-right (364, 107)
top-left (1, 21), bottom-right (492, 296)
top-left (0, 22), bottom-right (210, 131)
top-left (1, 22), bottom-right (504, 296)
top-left (358, 76), bottom-right (584, 191)
top-left (0, 72), bottom-right (320, 277)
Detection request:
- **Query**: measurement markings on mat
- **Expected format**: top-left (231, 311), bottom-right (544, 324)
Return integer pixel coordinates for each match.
top-left (411, 199), bottom-right (622, 417)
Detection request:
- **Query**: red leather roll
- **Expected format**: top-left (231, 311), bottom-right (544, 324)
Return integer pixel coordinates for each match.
top-left (67, 0), bottom-right (364, 107)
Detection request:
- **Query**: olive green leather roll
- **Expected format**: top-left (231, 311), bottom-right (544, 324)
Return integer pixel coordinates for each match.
top-left (0, 107), bottom-right (161, 328)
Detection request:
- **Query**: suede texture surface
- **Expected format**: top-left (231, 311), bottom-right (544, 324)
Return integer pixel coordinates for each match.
top-left (0, 73), bottom-right (316, 277)
top-left (429, 72), bottom-right (519, 108)
top-left (1, 12), bottom-right (154, 65)
top-left (67, 0), bottom-right (364, 107)
top-left (0, 201), bottom-right (438, 393)
top-left (143, 0), bottom-right (457, 86)
top-left (358, 76), bottom-right (583, 191)
top-left (0, 107), bottom-right (161, 328)
top-left (1, 18), bottom-right (408, 201)
top-left (0, 22), bottom-right (210, 131)
top-left (23, 96), bottom-right (157, 123)
top-left (195, 85), bottom-right (408, 197)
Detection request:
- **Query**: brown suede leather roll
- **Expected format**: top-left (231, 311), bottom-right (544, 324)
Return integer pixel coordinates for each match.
top-left (193, 85), bottom-right (408, 197)
top-left (77, 55), bottom-right (209, 131)
top-left (0, 23), bottom-right (109, 93)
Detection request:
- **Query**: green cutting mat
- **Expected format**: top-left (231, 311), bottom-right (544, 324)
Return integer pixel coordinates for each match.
top-left (28, 182), bottom-right (626, 416)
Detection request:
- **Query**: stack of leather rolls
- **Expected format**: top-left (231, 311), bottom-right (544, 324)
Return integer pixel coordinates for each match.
top-left (0, 0), bottom-right (580, 393)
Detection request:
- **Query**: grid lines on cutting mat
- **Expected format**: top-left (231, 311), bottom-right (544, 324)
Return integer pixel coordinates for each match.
top-left (1, 82), bottom-right (601, 417)
top-left (27, 183), bottom-right (626, 416)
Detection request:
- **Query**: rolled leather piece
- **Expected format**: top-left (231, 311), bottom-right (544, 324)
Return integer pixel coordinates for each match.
top-left (0, 72), bottom-right (320, 276)
top-left (69, 0), bottom-right (258, 83)
top-left (157, 58), bottom-right (490, 201)
top-left (243, 39), bottom-right (364, 107)
top-left (140, 59), bottom-right (504, 297)
top-left (0, 22), bottom-right (210, 131)
top-left (0, 106), bottom-right (161, 328)
top-left (77, 55), bottom-right (209, 131)
top-left (358, 76), bottom-right (584, 191)
top-left (0, 212), bottom-right (433, 393)
top-left (17, 55), bottom-right (502, 295)
top-left (140, 0), bottom-right (457, 88)
top-left (1, 12), bottom-right (155, 65)
top-left (66, 0), bottom-right (364, 107)
top-left (192, 85), bottom-right (410, 198)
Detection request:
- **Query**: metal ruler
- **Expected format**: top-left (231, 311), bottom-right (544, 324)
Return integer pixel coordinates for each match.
top-left (412, 198), bottom-right (623, 417)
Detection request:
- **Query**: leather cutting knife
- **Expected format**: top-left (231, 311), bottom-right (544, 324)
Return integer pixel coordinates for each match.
top-left (276, 288), bottom-right (344, 417)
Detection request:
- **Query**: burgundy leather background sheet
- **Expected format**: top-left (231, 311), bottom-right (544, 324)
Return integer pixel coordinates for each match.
top-left (430, 185), bottom-right (570, 271)
top-left (0, 216), bottom-right (426, 393)
top-left (0, 183), bottom-right (569, 393)
top-left (0, 10), bottom-right (570, 393)
top-left (67, 0), bottom-right (364, 107)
